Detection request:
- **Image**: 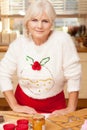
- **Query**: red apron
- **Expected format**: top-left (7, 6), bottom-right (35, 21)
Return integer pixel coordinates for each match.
top-left (15, 84), bottom-right (66, 113)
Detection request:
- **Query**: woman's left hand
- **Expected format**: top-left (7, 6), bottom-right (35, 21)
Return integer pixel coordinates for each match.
top-left (50, 107), bottom-right (74, 117)
top-left (50, 91), bottom-right (79, 117)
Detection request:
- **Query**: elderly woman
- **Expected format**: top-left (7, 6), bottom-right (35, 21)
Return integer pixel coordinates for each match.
top-left (0, 0), bottom-right (81, 116)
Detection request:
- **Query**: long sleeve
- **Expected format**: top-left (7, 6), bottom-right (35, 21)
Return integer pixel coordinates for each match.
top-left (62, 33), bottom-right (82, 92)
top-left (0, 42), bottom-right (17, 92)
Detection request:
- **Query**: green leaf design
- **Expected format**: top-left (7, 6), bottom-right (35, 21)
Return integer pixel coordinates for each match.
top-left (26, 56), bottom-right (34, 65)
top-left (40, 57), bottom-right (50, 66)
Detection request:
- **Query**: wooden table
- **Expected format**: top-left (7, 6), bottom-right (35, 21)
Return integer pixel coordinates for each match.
top-left (0, 108), bottom-right (87, 130)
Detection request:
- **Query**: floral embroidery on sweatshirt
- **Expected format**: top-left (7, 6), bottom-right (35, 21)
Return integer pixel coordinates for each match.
top-left (26, 56), bottom-right (50, 71)
top-left (19, 55), bottom-right (55, 95)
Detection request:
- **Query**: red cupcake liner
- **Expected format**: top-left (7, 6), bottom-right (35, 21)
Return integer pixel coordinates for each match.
top-left (3, 123), bottom-right (15, 130)
top-left (17, 119), bottom-right (29, 125)
top-left (16, 124), bottom-right (28, 130)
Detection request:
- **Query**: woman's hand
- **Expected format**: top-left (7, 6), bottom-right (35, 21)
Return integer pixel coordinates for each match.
top-left (50, 107), bottom-right (74, 117)
top-left (12, 104), bottom-right (38, 114)
top-left (49, 91), bottom-right (79, 117)
top-left (3, 90), bottom-right (37, 114)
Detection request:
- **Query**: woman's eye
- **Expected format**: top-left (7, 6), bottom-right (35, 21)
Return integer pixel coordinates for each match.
top-left (31, 19), bottom-right (38, 22)
top-left (42, 20), bottom-right (49, 23)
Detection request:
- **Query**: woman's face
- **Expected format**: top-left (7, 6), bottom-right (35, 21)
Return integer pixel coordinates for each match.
top-left (27, 12), bottom-right (52, 44)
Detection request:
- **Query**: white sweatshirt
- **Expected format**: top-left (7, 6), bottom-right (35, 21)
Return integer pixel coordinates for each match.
top-left (0, 31), bottom-right (81, 99)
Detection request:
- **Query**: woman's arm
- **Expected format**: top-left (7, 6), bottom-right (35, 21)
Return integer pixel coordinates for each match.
top-left (67, 91), bottom-right (79, 112)
top-left (3, 90), bottom-right (37, 114)
top-left (51, 91), bottom-right (79, 116)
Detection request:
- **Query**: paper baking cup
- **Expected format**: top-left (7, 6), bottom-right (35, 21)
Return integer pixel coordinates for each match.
top-left (3, 123), bottom-right (15, 130)
top-left (16, 124), bottom-right (28, 130)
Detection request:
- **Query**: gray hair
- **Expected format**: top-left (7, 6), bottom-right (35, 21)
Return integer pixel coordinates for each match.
top-left (23, 0), bottom-right (56, 37)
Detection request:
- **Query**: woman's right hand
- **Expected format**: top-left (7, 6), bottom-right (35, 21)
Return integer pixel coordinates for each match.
top-left (3, 90), bottom-right (37, 114)
top-left (12, 104), bottom-right (38, 114)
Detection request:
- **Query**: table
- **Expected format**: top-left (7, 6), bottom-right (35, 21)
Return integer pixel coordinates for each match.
top-left (0, 108), bottom-right (87, 130)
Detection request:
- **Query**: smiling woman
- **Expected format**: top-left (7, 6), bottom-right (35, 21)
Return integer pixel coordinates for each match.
top-left (0, 0), bottom-right (81, 116)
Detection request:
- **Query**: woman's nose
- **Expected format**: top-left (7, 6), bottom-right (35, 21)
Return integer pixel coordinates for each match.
top-left (37, 21), bottom-right (43, 28)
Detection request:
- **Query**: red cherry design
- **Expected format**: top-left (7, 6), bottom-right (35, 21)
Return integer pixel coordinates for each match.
top-left (32, 61), bottom-right (41, 70)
